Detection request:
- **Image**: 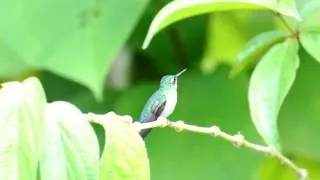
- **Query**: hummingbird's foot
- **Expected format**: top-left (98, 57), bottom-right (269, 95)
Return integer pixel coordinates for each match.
top-left (173, 120), bottom-right (184, 132)
top-left (210, 126), bottom-right (220, 137)
top-left (157, 117), bottom-right (168, 128)
top-left (86, 112), bottom-right (96, 122)
top-left (133, 121), bottom-right (142, 132)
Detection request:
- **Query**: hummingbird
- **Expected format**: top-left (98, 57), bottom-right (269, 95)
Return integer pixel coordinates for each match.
top-left (139, 68), bottom-right (187, 139)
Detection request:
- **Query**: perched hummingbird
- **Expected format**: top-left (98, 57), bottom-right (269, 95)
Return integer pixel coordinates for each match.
top-left (139, 69), bottom-right (187, 139)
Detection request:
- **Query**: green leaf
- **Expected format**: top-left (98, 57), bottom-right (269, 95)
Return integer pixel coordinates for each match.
top-left (99, 113), bottom-right (150, 180)
top-left (40, 101), bottom-right (99, 180)
top-left (276, 0), bottom-right (300, 21)
top-left (299, 1), bottom-right (320, 63)
top-left (299, 0), bottom-right (320, 31)
top-left (0, 40), bottom-right (30, 79)
top-left (249, 39), bottom-right (299, 150)
top-left (229, 30), bottom-right (289, 78)
top-left (142, 0), bottom-right (301, 49)
top-left (0, 77), bottom-right (46, 180)
top-left (0, 0), bottom-right (149, 100)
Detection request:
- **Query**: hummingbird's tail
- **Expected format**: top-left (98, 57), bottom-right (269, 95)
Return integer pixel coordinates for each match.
top-left (139, 114), bottom-right (158, 139)
top-left (140, 128), bottom-right (153, 139)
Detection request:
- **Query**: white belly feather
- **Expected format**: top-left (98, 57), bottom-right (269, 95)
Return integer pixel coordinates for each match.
top-left (161, 90), bottom-right (177, 118)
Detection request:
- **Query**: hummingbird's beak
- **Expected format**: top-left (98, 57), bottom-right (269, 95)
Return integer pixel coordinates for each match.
top-left (175, 68), bottom-right (187, 77)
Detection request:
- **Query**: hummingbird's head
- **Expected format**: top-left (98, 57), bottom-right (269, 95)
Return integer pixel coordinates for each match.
top-left (160, 69), bottom-right (187, 89)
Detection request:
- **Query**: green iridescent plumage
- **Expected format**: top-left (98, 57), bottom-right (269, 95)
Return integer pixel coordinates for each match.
top-left (139, 69), bottom-right (187, 138)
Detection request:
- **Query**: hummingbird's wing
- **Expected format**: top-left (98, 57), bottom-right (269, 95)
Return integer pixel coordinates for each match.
top-left (140, 95), bottom-right (166, 139)
top-left (151, 98), bottom-right (166, 117)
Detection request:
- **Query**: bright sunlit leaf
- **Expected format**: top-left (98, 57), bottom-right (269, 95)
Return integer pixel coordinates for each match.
top-left (99, 113), bottom-right (150, 180)
top-left (230, 30), bottom-right (289, 78)
top-left (0, 77), bottom-right (46, 180)
top-left (40, 101), bottom-right (99, 180)
top-left (249, 39), bottom-right (299, 150)
top-left (276, 0), bottom-right (300, 21)
top-left (142, 0), bottom-right (301, 49)
top-left (299, 0), bottom-right (320, 64)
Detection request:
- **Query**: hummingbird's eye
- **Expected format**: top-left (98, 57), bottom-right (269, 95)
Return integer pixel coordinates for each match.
top-left (171, 77), bottom-right (176, 85)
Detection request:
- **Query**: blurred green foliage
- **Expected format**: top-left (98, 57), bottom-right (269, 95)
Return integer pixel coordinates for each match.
top-left (0, 0), bottom-right (320, 179)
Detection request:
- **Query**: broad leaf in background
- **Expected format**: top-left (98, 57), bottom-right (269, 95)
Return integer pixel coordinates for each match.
top-left (201, 12), bottom-right (248, 73)
top-left (0, 0), bottom-right (149, 100)
top-left (0, 41), bottom-right (30, 79)
top-left (99, 113), bottom-right (150, 180)
top-left (249, 39), bottom-right (299, 150)
top-left (142, 0), bottom-right (301, 49)
top-left (299, 0), bottom-right (320, 63)
top-left (230, 30), bottom-right (289, 78)
top-left (0, 77), bottom-right (46, 180)
top-left (41, 101), bottom-right (99, 180)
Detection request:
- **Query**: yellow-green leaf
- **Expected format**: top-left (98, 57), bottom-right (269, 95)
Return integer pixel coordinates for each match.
top-left (98, 113), bottom-right (150, 180)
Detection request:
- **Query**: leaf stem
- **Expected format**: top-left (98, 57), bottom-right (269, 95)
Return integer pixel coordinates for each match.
top-left (273, 12), bottom-right (297, 36)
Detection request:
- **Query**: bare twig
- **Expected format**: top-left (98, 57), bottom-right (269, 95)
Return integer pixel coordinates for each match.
top-left (87, 113), bottom-right (308, 180)
top-left (134, 117), bottom-right (308, 180)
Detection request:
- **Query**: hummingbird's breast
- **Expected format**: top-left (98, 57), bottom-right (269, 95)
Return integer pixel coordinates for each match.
top-left (161, 89), bottom-right (177, 118)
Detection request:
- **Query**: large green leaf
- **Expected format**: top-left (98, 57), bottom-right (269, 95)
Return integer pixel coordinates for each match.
top-left (142, 0), bottom-right (301, 49)
top-left (229, 30), bottom-right (289, 78)
top-left (0, 0), bottom-right (149, 100)
top-left (0, 77), bottom-right (46, 180)
top-left (299, 1), bottom-right (320, 63)
top-left (0, 40), bottom-right (30, 79)
top-left (249, 39), bottom-right (299, 150)
top-left (40, 101), bottom-right (99, 180)
top-left (99, 113), bottom-right (150, 180)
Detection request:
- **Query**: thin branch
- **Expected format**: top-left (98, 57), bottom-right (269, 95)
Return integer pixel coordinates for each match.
top-left (87, 113), bottom-right (308, 180)
top-left (133, 117), bottom-right (308, 180)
